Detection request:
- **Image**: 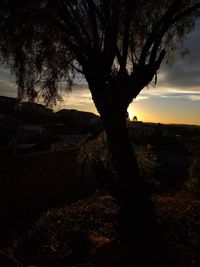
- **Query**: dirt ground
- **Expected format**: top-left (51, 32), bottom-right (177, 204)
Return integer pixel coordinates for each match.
top-left (2, 191), bottom-right (200, 267)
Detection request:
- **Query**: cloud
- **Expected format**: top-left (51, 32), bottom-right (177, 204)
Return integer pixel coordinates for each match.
top-left (142, 87), bottom-right (200, 96)
top-left (187, 95), bottom-right (200, 101)
top-left (139, 86), bottom-right (200, 103)
top-left (0, 66), bottom-right (14, 81)
top-left (55, 86), bottom-right (96, 111)
top-left (135, 95), bottom-right (149, 101)
top-left (156, 20), bottom-right (200, 92)
top-left (0, 66), bottom-right (17, 97)
top-left (0, 80), bottom-right (17, 97)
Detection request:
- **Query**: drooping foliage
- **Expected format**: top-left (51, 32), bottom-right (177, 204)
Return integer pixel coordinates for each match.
top-left (0, 0), bottom-right (200, 105)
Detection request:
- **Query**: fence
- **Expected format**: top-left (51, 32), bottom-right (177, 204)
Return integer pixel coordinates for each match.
top-left (0, 148), bottom-right (80, 216)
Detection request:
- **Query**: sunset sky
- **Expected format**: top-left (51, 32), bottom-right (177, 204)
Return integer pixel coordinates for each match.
top-left (0, 21), bottom-right (200, 125)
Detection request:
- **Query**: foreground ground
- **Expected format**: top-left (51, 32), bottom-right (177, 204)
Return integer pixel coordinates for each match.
top-left (1, 191), bottom-right (200, 267)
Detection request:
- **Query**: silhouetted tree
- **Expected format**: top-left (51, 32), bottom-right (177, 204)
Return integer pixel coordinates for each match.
top-left (0, 1), bottom-right (200, 265)
top-left (133, 115), bottom-right (138, 122)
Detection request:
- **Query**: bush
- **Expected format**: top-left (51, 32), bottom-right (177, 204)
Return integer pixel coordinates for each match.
top-left (185, 157), bottom-right (200, 192)
top-left (136, 144), bottom-right (158, 183)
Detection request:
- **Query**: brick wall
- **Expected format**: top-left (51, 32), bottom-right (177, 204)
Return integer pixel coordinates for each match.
top-left (0, 149), bottom-right (80, 215)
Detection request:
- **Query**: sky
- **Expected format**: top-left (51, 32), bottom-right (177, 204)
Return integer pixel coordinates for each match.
top-left (0, 23), bottom-right (200, 125)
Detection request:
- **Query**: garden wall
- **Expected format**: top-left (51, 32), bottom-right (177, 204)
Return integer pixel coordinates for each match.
top-left (0, 149), bottom-right (80, 216)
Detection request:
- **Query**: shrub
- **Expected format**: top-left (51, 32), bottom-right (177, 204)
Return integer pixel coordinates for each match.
top-left (136, 144), bottom-right (158, 183)
top-left (185, 157), bottom-right (200, 192)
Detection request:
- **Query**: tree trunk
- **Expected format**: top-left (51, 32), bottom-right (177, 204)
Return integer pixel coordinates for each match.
top-left (85, 73), bottom-right (161, 265)
top-left (104, 112), bottom-right (154, 222)
top-left (103, 112), bottom-right (159, 266)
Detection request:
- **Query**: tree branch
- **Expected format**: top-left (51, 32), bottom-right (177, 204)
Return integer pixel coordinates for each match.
top-left (103, 0), bottom-right (120, 71)
top-left (171, 3), bottom-right (200, 24)
top-left (148, 2), bottom-right (200, 66)
top-left (66, 0), bottom-right (93, 43)
top-left (139, 0), bottom-right (180, 66)
top-left (154, 49), bottom-right (166, 71)
top-left (115, 46), bottom-right (123, 65)
top-left (84, 0), bottom-right (100, 49)
top-left (53, 0), bottom-right (92, 64)
top-left (121, 1), bottom-right (132, 69)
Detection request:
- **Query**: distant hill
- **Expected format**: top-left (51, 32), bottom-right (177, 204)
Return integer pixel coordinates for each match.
top-left (0, 95), bottom-right (99, 121)
top-left (0, 95), bottom-right (17, 111)
top-left (0, 95), bottom-right (101, 135)
top-left (56, 109), bottom-right (99, 124)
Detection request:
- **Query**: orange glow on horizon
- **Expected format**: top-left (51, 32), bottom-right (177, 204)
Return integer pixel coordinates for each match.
top-left (127, 105), bottom-right (141, 121)
top-left (57, 90), bottom-right (200, 126)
